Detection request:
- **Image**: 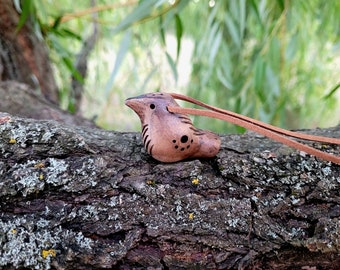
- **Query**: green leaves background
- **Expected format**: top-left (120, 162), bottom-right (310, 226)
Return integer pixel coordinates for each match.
top-left (17, 0), bottom-right (340, 132)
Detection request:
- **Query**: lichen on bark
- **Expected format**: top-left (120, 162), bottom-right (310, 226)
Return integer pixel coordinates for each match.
top-left (0, 113), bottom-right (339, 269)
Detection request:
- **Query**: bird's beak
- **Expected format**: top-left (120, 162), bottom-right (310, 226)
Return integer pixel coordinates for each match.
top-left (125, 96), bottom-right (140, 110)
top-left (125, 96), bottom-right (145, 117)
top-left (125, 93), bottom-right (148, 106)
top-left (125, 98), bottom-right (137, 110)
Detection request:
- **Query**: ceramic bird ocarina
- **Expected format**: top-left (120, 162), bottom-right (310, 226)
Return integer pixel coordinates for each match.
top-left (125, 92), bottom-right (220, 162)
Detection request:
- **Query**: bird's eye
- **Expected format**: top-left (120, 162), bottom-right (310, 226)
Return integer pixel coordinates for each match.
top-left (150, 104), bottom-right (155, 109)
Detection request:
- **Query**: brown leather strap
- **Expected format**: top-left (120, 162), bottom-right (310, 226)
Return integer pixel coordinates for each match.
top-left (169, 93), bottom-right (340, 164)
top-left (170, 93), bottom-right (340, 144)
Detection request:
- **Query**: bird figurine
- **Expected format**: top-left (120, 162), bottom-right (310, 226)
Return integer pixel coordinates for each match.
top-left (126, 92), bottom-right (340, 164)
top-left (125, 92), bottom-right (220, 162)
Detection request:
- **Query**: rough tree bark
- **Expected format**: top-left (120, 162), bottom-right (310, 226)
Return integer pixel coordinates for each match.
top-left (0, 94), bottom-right (339, 269)
top-left (0, 0), bottom-right (58, 104)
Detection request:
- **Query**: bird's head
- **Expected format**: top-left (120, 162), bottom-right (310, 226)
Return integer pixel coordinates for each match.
top-left (125, 92), bottom-right (179, 124)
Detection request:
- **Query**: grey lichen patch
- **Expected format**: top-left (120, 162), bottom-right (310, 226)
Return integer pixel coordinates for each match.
top-left (0, 158), bottom-right (70, 197)
top-left (189, 161), bottom-right (204, 183)
top-left (69, 204), bottom-right (106, 223)
top-left (44, 158), bottom-right (69, 186)
top-left (0, 215), bottom-right (94, 270)
top-left (218, 149), bottom-right (339, 190)
top-left (62, 157), bottom-right (100, 192)
top-left (0, 119), bottom-right (46, 148)
top-left (69, 192), bottom-right (147, 235)
top-left (0, 118), bottom-right (95, 159)
top-left (44, 156), bottom-right (109, 193)
top-left (2, 160), bottom-right (46, 197)
top-left (185, 195), bottom-right (251, 232)
top-left (0, 155), bottom-right (109, 197)
top-left (145, 192), bottom-right (251, 247)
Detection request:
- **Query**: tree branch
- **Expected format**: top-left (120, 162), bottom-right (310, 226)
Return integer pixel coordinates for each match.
top-left (0, 81), bottom-right (96, 128)
top-left (0, 111), bottom-right (339, 269)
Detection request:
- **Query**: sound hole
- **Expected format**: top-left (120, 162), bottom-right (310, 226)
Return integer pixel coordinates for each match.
top-left (172, 135), bottom-right (193, 151)
top-left (180, 135), bottom-right (188, 143)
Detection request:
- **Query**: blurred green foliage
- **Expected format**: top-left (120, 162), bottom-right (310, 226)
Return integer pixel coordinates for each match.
top-left (17, 0), bottom-right (340, 132)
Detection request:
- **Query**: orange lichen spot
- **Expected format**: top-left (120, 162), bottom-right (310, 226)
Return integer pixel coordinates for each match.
top-left (42, 249), bottom-right (56, 259)
top-left (9, 138), bottom-right (16, 144)
top-left (188, 213), bottom-right (194, 220)
top-left (39, 173), bottom-right (44, 181)
top-left (191, 178), bottom-right (199, 185)
top-left (34, 162), bottom-right (45, 169)
top-left (146, 179), bottom-right (156, 186)
top-left (10, 228), bottom-right (17, 234)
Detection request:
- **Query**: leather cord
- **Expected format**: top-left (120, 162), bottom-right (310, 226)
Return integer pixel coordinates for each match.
top-left (168, 93), bottom-right (340, 164)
